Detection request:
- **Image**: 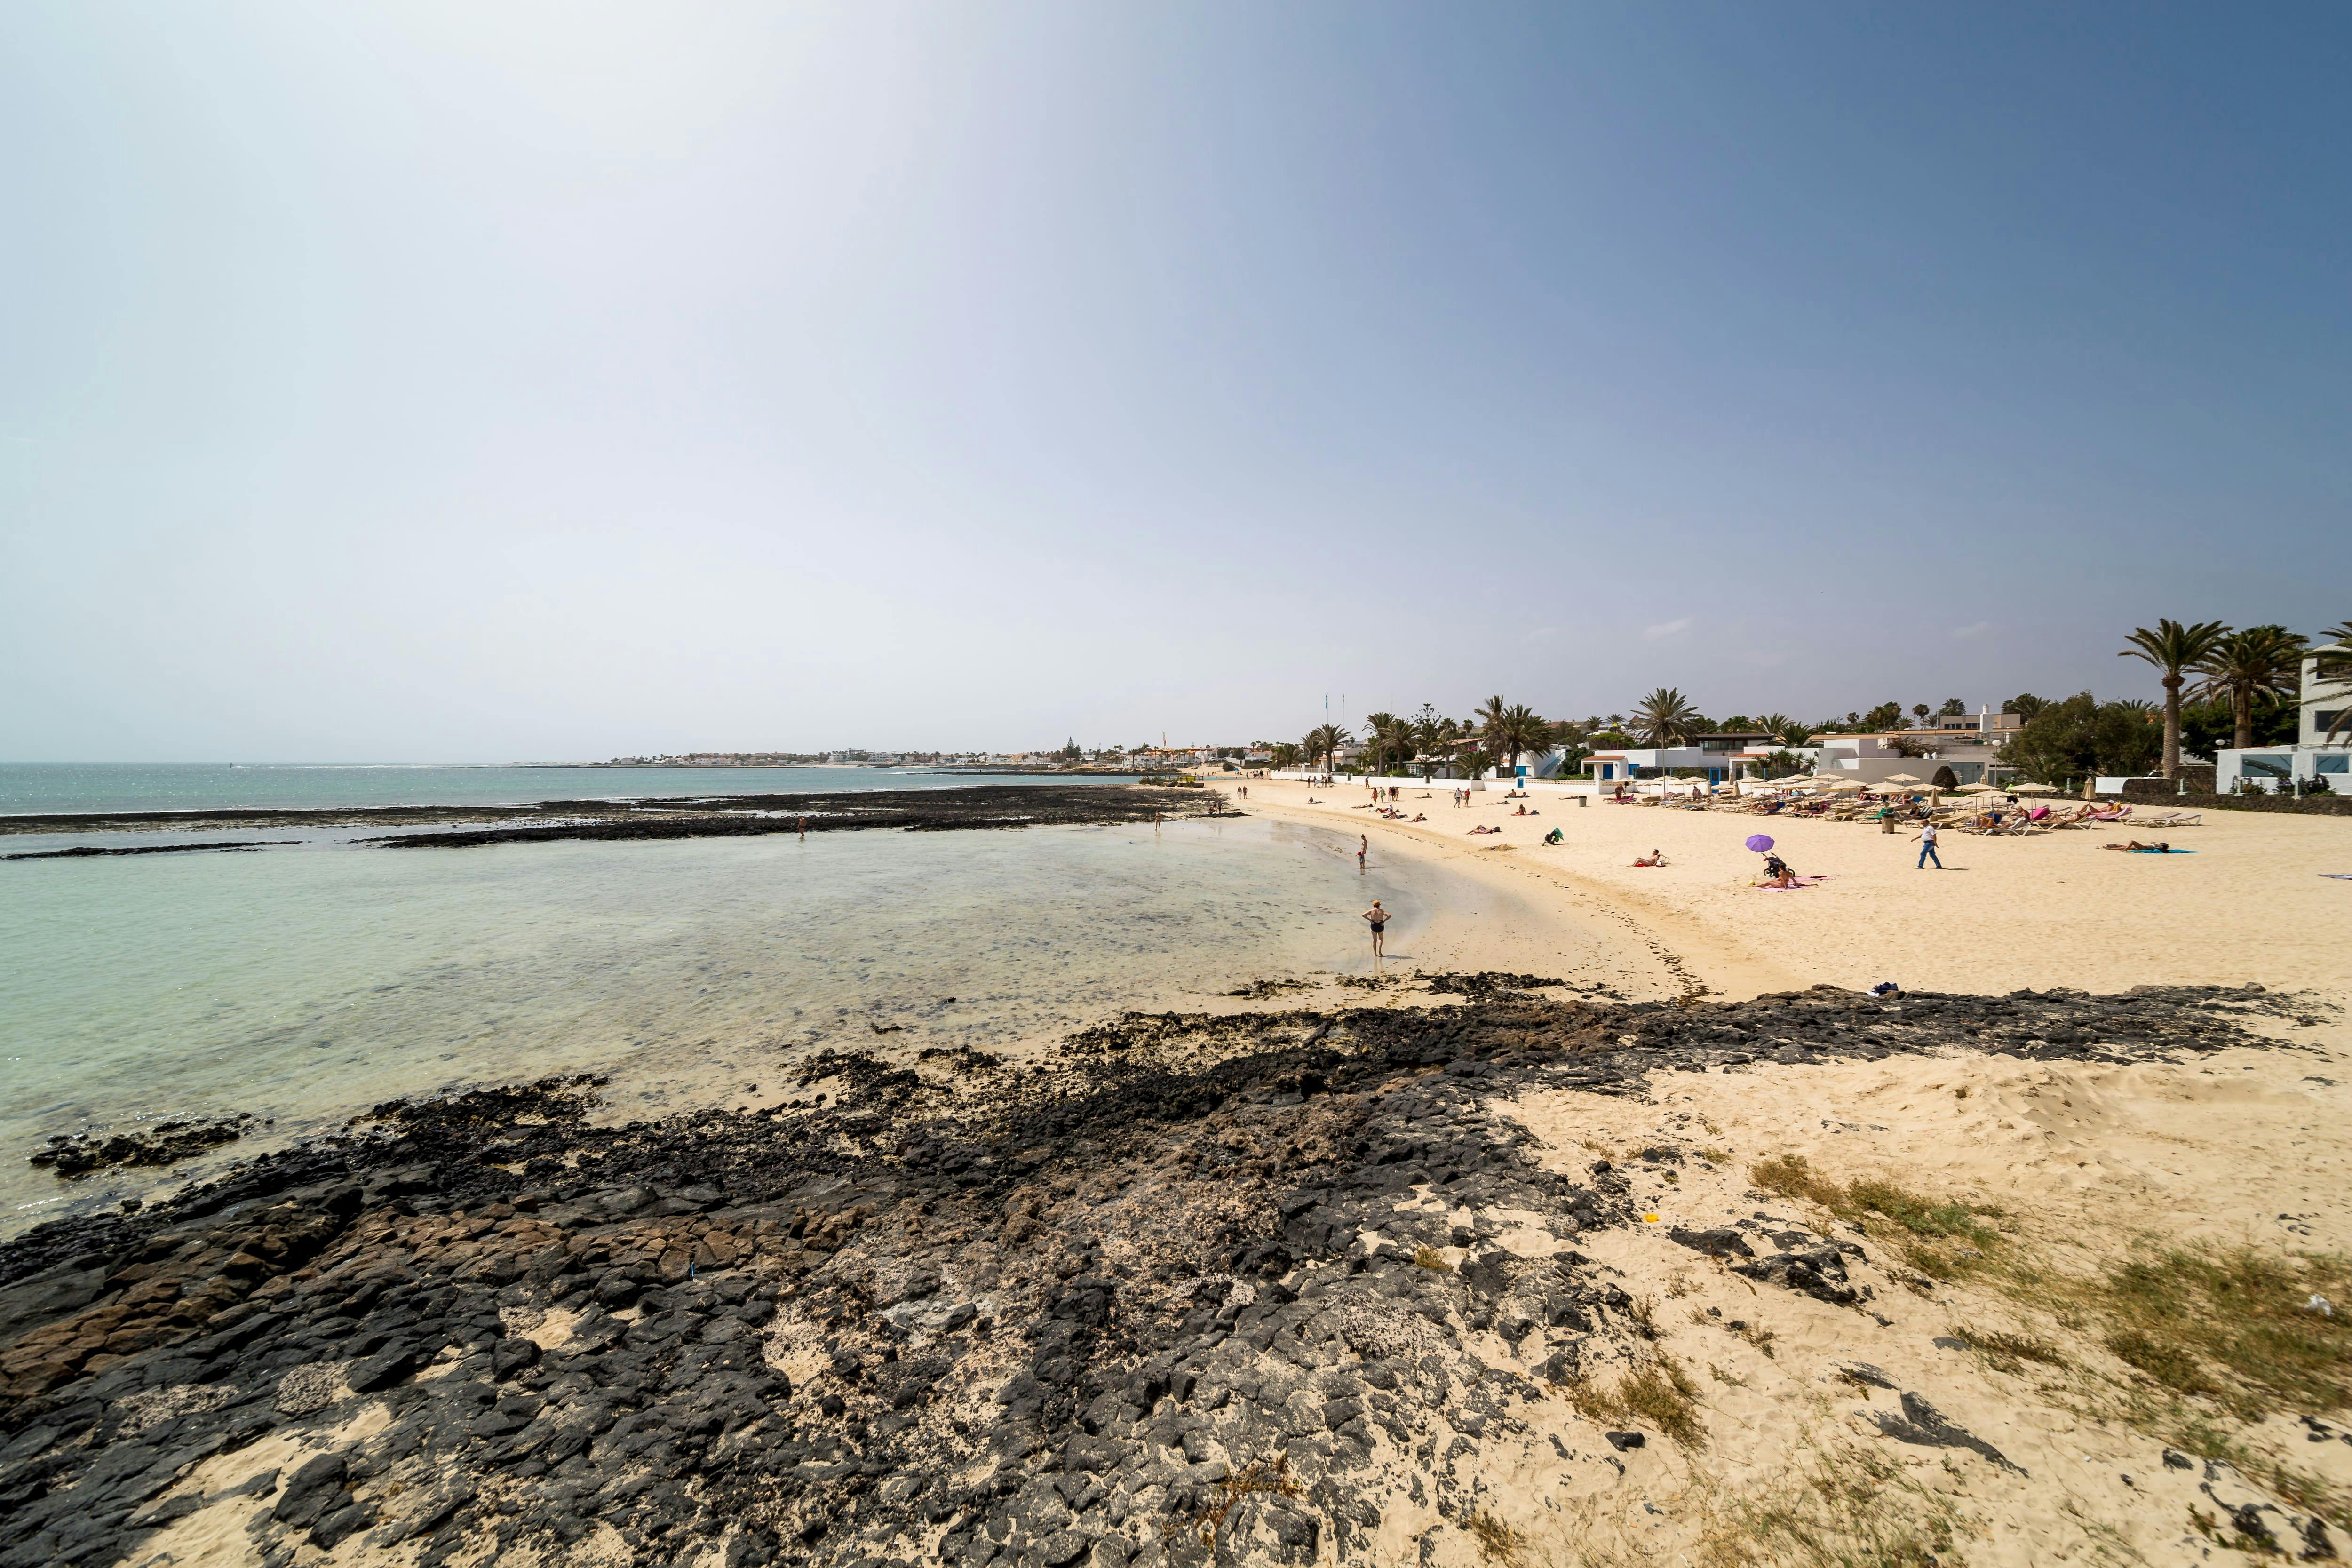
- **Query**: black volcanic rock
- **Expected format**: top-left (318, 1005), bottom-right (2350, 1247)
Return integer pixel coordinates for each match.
top-left (0, 981), bottom-right (2317, 1567)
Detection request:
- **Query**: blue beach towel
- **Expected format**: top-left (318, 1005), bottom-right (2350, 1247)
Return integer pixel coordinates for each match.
top-left (2129, 848), bottom-right (2197, 854)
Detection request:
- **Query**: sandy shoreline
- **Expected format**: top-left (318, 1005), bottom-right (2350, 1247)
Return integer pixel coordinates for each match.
top-left (1231, 775), bottom-right (2352, 1002)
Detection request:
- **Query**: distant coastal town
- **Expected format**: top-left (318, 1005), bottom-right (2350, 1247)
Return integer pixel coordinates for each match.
top-left (587, 742), bottom-right (1264, 771)
top-left (583, 621), bottom-right (2352, 799)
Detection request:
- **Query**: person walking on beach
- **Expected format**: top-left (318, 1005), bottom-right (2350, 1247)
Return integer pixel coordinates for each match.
top-left (1357, 834), bottom-right (1367, 871)
top-left (1915, 820), bottom-right (1941, 869)
top-left (1363, 899), bottom-right (1389, 957)
top-left (797, 815), bottom-right (807, 841)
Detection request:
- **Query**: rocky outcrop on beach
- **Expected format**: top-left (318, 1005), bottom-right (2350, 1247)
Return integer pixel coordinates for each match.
top-left (0, 982), bottom-right (2312, 1568)
top-left (27, 1115), bottom-right (262, 1179)
top-left (368, 784), bottom-right (1235, 851)
top-left (1, 784), bottom-right (1230, 846)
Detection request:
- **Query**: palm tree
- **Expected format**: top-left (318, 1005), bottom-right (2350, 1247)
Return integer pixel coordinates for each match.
top-left (1363, 712), bottom-right (1414, 776)
top-left (1409, 704), bottom-right (1453, 779)
top-left (2308, 622), bottom-right (2352, 744)
top-left (1474, 694), bottom-right (1509, 755)
top-left (1300, 724), bottom-right (1351, 772)
top-left (1268, 742), bottom-right (1301, 770)
top-left (1630, 687), bottom-right (1703, 748)
top-left (1472, 695), bottom-right (1510, 774)
top-left (1491, 703), bottom-right (1551, 778)
top-left (2120, 619), bottom-right (2229, 778)
top-left (2193, 625), bottom-right (2306, 751)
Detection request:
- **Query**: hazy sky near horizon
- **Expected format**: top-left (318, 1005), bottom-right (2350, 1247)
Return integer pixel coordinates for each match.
top-left (4, 3), bottom-right (2346, 760)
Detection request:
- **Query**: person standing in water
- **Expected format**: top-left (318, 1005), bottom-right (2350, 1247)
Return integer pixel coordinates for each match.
top-left (1357, 835), bottom-right (1367, 871)
top-left (1363, 899), bottom-right (1389, 957)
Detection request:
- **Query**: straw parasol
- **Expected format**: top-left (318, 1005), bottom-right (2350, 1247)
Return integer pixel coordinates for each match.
top-left (1957, 781), bottom-right (2003, 794)
top-left (2011, 781), bottom-right (2056, 795)
top-left (1826, 779), bottom-right (1869, 792)
top-left (1880, 772), bottom-right (1923, 786)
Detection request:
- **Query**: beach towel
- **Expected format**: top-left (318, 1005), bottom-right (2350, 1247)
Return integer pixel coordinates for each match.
top-left (1752, 875), bottom-right (1831, 890)
top-left (2127, 848), bottom-right (2197, 854)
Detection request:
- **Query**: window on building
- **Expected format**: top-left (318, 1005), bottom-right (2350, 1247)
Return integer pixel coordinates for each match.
top-left (2319, 754), bottom-right (2349, 775)
top-left (2241, 755), bottom-right (2292, 779)
top-left (2315, 710), bottom-right (2346, 734)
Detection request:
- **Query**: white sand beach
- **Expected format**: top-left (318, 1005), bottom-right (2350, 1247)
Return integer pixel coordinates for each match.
top-left (1234, 776), bottom-right (2350, 1001)
top-left (1230, 777), bottom-right (2352, 1565)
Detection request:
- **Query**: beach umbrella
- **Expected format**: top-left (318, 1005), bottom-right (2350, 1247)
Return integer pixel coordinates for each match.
top-left (1881, 772), bottom-right (1923, 785)
top-left (1746, 834), bottom-right (1775, 852)
top-left (2011, 782), bottom-right (2056, 795)
top-left (1827, 779), bottom-right (1868, 791)
top-left (1957, 782), bottom-right (2002, 794)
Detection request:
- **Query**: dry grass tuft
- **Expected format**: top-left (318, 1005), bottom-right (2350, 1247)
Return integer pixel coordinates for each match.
top-left (1189, 1455), bottom-right (1302, 1546)
top-left (1567, 1355), bottom-right (1706, 1449)
top-left (1748, 1153), bottom-right (2001, 1278)
top-left (2071, 1243), bottom-right (2352, 1419)
top-left (1948, 1324), bottom-right (2067, 1370)
top-left (1412, 1245), bottom-right (1454, 1272)
top-left (1465, 1511), bottom-right (1526, 1565)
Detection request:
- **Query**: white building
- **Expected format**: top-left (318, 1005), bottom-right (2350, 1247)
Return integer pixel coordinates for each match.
top-left (1807, 708), bottom-right (2019, 786)
top-left (2214, 653), bottom-right (2352, 793)
top-left (1583, 732), bottom-right (1777, 785)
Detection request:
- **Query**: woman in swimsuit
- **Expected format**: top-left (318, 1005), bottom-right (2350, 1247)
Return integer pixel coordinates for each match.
top-left (1363, 900), bottom-right (1389, 956)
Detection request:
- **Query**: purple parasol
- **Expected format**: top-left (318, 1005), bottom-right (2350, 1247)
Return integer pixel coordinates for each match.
top-left (1745, 834), bottom-right (1775, 852)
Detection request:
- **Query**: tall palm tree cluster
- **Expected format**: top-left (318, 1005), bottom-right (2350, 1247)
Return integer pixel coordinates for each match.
top-left (2121, 618), bottom-right (2351, 778)
top-left (1296, 698), bottom-right (1571, 780)
top-left (1290, 689), bottom-right (1812, 780)
top-left (1270, 619), bottom-right (2351, 788)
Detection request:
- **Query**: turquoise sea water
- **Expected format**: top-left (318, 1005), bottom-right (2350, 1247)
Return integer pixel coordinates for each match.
top-left (0, 815), bottom-right (1447, 1234)
top-left (0, 763), bottom-right (1128, 818)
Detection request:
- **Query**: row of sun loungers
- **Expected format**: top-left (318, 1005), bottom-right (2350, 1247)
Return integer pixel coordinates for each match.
top-left (1691, 794), bottom-right (2201, 834)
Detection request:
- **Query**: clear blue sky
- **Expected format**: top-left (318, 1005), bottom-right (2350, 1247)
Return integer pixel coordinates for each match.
top-left (3, 3), bottom-right (2345, 758)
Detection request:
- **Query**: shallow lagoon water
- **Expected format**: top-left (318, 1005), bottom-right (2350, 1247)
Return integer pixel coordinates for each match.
top-left (0, 762), bottom-right (1125, 817)
top-left (0, 816), bottom-right (1446, 1230)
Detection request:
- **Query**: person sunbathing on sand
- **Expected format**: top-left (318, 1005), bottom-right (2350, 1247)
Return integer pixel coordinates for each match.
top-left (1543, 827), bottom-right (1564, 844)
top-left (1411, 813), bottom-right (1428, 822)
top-left (1760, 865), bottom-right (1799, 888)
top-left (1631, 849), bottom-right (1667, 867)
top-left (2103, 840), bottom-right (2172, 852)
top-left (1468, 823), bottom-right (1501, 835)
